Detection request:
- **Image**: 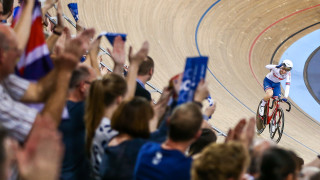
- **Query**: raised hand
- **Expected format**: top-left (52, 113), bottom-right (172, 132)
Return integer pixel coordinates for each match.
top-left (55, 28), bottom-right (95, 71)
top-left (128, 41), bottom-right (149, 66)
top-left (149, 87), bottom-right (172, 132)
top-left (225, 117), bottom-right (255, 148)
top-left (15, 115), bottom-right (64, 180)
top-left (107, 36), bottom-right (126, 65)
top-left (53, 0), bottom-right (64, 33)
top-left (204, 102), bottom-right (217, 117)
top-left (194, 80), bottom-right (209, 103)
top-left (124, 41), bottom-right (149, 100)
top-left (154, 87), bottom-right (172, 118)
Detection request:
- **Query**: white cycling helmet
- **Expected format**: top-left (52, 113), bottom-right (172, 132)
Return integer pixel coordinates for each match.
top-left (282, 59), bottom-right (293, 71)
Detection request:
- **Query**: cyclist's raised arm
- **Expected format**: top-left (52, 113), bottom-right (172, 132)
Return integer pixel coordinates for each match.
top-left (265, 64), bottom-right (277, 70)
top-left (284, 71), bottom-right (291, 98)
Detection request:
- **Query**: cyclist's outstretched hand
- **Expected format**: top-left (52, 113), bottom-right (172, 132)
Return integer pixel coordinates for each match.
top-left (282, 98), bottom-right (288, 102)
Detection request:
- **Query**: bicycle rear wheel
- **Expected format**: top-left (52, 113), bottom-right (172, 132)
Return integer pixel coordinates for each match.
top-left (256, 100), bottom-right (266, 134)
top-left (269, 108), bottom-right (284, 143)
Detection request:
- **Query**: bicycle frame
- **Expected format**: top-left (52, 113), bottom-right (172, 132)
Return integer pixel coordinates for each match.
top-left (265, 98), bottom-right (280, 125)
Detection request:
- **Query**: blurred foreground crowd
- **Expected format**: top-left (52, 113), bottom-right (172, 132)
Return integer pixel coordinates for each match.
top-left (0, 0), bottom-right (319, 180)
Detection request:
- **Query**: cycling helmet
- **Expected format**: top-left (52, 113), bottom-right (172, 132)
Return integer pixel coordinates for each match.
top-left (282, 59), bottom-right (293, 71)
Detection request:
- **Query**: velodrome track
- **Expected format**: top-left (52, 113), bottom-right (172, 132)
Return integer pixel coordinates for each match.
top-left (59, 0), bottom-right (320, 162)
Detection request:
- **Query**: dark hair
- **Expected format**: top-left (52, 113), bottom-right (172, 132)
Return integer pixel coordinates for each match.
top-left (111, 97), bottom-right (154, 138)
top-left (2, 0), bottom-right (13, 15)
top-left (259, 147), bottom-right (297, 180)
top-left (189, 128), bottom-right (217, 156)
top-left (138, 56), bottom-right (154, 75)
top-left (168, 103), bottom-right (203, 142)
top-left (288, 150), bottom-right (303, 171)
top-left (69, 66), bottom-right (91, 89)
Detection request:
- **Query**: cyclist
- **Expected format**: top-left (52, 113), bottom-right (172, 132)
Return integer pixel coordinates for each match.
top-left (259, 59), bottom-right (293, 116)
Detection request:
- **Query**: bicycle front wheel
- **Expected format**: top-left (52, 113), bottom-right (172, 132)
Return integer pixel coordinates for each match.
top-left (269, 108), bottom-right (284, 143)
top-left (256, 100), bottom-right (266, 135)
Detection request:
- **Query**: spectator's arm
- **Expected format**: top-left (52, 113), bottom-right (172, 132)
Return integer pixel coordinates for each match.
top-left (125, 41), bottom-right (149, 100)
top-left (149, 87), bottom-right (171, 132)
top-left (40, 29), bottom-right (95, 126)
top-left (21, 70), bottom-right (57, 103)
top-left (84, 38), bottom-right (102, 77)
top-left (41, 0), bottom-right (57, 20)
top-left (16, 115), bottom-right (64, 180)
top-left (204, 102), bottom-right (216, 118)
top-left (76, 19), bottom-right (85, 34)
top-left (107, 36), bottom-right (126, 76)
top-left (46, 0), bottom-right (65, 53)
top-left (194, 80), bottom-right (209, 103)
top-left (13, 0), bottom-right (35, 52)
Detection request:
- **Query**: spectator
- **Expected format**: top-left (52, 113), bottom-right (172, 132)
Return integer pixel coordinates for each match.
top-left (188, 128), bottom-right (217, 158)
top-left (258, 147), bottom-right (297, 180)
top-left (0, 24), bottom-right (94, 142)
top-left (135, 56), bottom-right (154, 101)
top-left (85, 73), bottom-right (127, 178)
top-left (100, 97), bottom-right (154, 180)
top-left (134, 102), bottom-right (204, 180)
top-left (191, 142), bottom-right (250, 180)
top-left (58, 64), bottom-right (96, 180)
top-left (248, 139), bottom-right (275, 179)
top-left (85, 38), bottom-right (149, 179)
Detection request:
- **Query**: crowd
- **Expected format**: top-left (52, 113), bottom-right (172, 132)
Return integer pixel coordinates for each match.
top-left (0, 0), bottom-right (319, 180)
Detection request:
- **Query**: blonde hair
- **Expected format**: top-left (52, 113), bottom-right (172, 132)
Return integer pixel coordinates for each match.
top-left (192, 142), bottom-right (250, 180)
top-left (84, 74), bottom-right (127, 155)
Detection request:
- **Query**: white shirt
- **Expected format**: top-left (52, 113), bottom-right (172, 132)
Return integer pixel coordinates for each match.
top-left (0, 74), bottom-right (37, 142)
top-left (90, 117), bottom-right (118, 179)
top-left (265, 65), bottom-right (291, 98)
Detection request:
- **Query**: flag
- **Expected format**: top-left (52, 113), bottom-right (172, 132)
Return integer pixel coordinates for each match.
top-left (13, 0), bottom-right (53, 81)
top-left (11, 1), bottom-right (69, 119)
top-left (67, 3), bottom-right (79, 22)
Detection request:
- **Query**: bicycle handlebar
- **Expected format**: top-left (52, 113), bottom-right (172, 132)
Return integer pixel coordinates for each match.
top-left (280, 99), bottom-right (291, 112)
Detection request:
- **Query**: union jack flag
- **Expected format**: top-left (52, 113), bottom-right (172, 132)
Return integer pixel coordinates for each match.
top-left (12, 0), bottom-right (53, 81)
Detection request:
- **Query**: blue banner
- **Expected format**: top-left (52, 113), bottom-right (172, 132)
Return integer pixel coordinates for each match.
top-left (177, 56), bottom-right (208, 105)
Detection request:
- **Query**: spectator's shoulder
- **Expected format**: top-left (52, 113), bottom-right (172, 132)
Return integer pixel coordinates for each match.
top-left (140, 141), bottom-right (161, 153)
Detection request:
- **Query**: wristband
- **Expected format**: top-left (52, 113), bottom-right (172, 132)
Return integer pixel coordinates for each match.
top-left (202, 114), bottom-right (209, 121)
top-left (53, 27), bottom-right (62, 36)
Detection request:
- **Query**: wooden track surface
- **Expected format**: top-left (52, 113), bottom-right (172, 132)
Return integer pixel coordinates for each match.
top-left (59, 0), bottom-right (320, 161)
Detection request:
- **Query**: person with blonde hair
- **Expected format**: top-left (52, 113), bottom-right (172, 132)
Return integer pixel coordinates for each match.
top-left (192, 142), bottom-right (250, 180)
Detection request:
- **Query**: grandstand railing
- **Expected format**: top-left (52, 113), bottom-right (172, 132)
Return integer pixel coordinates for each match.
top-left (48, 7), bottom-right (226, 137)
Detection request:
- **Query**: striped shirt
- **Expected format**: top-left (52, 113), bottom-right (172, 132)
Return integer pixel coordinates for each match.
top-left (91, 117), bottom-right (118, 180)
top-left (0, 74), bottom-right (37, 142)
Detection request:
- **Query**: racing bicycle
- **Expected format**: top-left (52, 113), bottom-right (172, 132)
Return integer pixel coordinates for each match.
top-left (256, 97), bottom-right (291, 143)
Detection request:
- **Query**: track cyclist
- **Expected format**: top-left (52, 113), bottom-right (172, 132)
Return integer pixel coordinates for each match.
top-left (259, 59), bottom-right (293, 116)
